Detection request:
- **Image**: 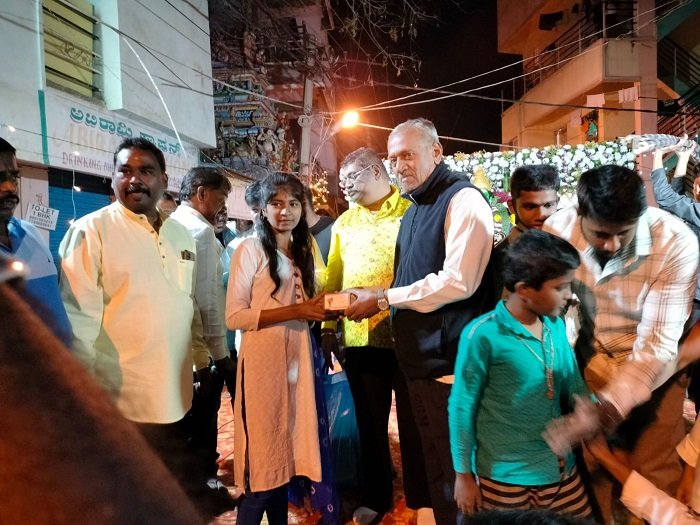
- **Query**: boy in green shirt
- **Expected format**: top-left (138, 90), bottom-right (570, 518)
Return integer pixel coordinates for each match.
top-left (448, 230), bottom-right (593, 519)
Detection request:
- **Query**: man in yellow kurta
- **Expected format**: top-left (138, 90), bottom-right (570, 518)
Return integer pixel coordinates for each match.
top-left (322, 147), bottom-right (430, 524)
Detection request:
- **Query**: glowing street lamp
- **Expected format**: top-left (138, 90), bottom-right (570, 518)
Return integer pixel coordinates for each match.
top-left (340, 110), bottom-right (359, 129)
top-left (331, 110), bottom-right (361, 137)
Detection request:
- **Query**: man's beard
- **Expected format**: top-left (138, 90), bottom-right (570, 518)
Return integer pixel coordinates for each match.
top-left (0, 194), bottom-right (19, 216)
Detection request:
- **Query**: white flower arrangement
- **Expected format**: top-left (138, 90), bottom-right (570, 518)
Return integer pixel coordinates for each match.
top-left (442, 139), bottom-right (636, 198)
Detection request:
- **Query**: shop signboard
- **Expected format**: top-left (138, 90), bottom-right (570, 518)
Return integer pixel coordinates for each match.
top-left (44, 89), bottom-right (199, 192)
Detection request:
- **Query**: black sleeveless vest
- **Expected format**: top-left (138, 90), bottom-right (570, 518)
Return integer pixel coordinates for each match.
top-left (391, 162), bottom-right (496, 379)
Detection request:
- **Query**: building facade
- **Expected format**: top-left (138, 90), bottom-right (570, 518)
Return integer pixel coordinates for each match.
top-left (1, 0), bottom-right (216, 258)
top-left (497, 0), bottom-right (700, 161)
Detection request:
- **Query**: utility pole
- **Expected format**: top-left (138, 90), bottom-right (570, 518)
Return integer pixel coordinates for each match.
top-left (298, 75), bottom-right (313, 184)
top-left (298, 26), bottom-right (314, 185)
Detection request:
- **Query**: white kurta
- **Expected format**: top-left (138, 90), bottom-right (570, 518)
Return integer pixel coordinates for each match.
top-left (59, 202), bottom-right (196, 424)
top-left (226, 237), bottom-right (321, 492)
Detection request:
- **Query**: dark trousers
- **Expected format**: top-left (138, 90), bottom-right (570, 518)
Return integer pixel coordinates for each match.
top-left (405, 378), bottom-right (458, 525)
top-left (237, 484), bottom-right (288, 525)
top-left (137, 418), bottom-right (210, 514)
top-left (344, 346), bottom-right (431, 513)
top-left (685, 299), bottom-right (700, 405)
top-left (187, 371), bottom-right (225, 478)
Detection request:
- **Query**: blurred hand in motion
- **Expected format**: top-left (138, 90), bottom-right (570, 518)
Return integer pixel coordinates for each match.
top-left (543, 394), bottom-right (600, 456)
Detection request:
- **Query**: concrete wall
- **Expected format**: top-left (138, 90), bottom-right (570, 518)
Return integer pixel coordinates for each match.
top-left (502, 39), bottom-right (643, 146)
top-left (0, 1), bottom-right (45, 164)
top-left (95, 0), bottom-right (215, 147)
top-left (0, 0), bottom-right (215, 228)
top-left (498, 0), bottom-right (577, 55)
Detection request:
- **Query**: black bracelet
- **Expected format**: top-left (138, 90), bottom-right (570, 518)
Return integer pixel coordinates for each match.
top-left (595, 398), bottom-right (624, 435)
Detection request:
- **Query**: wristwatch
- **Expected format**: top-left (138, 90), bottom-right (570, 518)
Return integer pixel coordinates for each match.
top-left (377, 288), bottom-right (389, 311)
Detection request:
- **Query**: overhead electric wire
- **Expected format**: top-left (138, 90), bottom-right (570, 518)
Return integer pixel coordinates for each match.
top-left (36, 0), bottom-right (637, 118)
top-left (38, 0), bottom-right (305, 110)
top-left (342, 42), bottom-right (607, 113)
top-left (353, 0), bottom-right (682, 113)
top-left (161, 0), bottom-right (210, 36)
top-left (355, 122), bottom-right (520, 149)
top-left (333, 74), bottom-right (671, 115)
top-left (130, 0), bottom-right (211, 56)
top-left (39, 0), bottom-right (683, 117)
top-left (8, 0), bottom-right (691, 160)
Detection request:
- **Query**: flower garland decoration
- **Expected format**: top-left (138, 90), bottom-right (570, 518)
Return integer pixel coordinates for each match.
top-left (442, 139), bottom-right (636, 198)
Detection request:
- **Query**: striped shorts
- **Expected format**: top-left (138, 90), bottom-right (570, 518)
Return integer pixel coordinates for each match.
top-left (479, 466), bottom-right (593, 518)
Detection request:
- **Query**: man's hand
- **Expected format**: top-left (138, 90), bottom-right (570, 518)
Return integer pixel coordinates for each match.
top-left (213, 355), bottom-right (237, 398)
top-left (454, 472), bottom-right (481, 516)
top-left (344, 287), bottom-right (381, 321)
top-left (195, 366), bottom-right (214, 398)
top-left (584, 432), bottom-right (614, 463)
top-left (584, 433), bottom-right (633, 485)
top-left (321, 330), bottom-right (339, 371)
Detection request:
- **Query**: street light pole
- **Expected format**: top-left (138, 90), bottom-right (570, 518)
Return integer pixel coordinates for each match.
top-left (298, 73), bottom-right (314, 185)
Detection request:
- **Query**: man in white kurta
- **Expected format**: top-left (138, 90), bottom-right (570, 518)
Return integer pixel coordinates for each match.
top-left (60, 143), bottom-right (196, 424)
top-left (58, 138), bottom-right (218, 515)
top-left (60, 200), bottom-right (196, 421)
top-left (170, 167), bottom-right (237, 496)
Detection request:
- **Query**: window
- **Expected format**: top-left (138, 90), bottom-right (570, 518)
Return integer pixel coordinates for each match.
top-left (43, 0), bottom-right (100, 98)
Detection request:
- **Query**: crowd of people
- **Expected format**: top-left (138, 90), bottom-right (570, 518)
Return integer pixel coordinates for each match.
top-left (1, 119), bottom-right (700, 525)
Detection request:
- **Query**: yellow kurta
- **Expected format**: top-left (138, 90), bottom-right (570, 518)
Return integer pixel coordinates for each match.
top-left (323, 187), bottom-right (411, 348)
top-left (226, 237), bottom-right (321, 491)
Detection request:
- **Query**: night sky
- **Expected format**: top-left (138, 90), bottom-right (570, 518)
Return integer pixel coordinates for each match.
top-left (333, 1), bottom-right (520, 158)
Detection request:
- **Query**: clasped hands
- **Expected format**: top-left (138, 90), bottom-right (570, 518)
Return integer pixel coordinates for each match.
top-left (316, 287), bottom-right (383, 371)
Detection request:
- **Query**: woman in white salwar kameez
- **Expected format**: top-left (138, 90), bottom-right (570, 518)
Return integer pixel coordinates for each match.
top-left (226, 173), bottom-right (327, 525)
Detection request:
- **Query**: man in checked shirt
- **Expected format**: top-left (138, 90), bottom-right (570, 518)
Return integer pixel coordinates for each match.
top-left (543, 164), bottom-right (699, 523)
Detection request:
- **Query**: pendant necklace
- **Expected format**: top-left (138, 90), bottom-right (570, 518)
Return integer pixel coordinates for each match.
top-left (516, 327), bottom-right (556, 400)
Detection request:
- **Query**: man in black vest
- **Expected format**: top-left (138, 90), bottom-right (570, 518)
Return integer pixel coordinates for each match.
top-left (346, 118), bottom-right (495, 525)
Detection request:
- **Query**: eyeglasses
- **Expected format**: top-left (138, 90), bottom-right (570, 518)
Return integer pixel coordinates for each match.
top-left (340, 164), bottom-right (375, 185)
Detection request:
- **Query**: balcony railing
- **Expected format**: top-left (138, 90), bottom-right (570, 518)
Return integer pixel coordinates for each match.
top-left (658, 37), bottom-right (700, 137)
top-left (658, 37), bottom-right (700, 95)
top-left (506, 0), bottom-right (637, 104)
top-left (658, 82), bottom-right (700, 137)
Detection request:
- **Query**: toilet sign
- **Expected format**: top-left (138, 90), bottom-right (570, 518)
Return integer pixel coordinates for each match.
top-left (26, 203), bottom-right (59, 231)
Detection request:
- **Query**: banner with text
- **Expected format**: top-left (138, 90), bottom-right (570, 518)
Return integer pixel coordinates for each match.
top-left (44, 89), bottom-right (199, 192)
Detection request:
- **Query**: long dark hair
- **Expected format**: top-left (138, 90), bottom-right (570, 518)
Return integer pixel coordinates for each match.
top-left (256, 172), bottom-right (315, 298)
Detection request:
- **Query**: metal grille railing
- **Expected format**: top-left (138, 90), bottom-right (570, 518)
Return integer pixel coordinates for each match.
top-left (506, 1), bottom-right (637, 104)
top-left (658, 38), bottom-right (700, 137)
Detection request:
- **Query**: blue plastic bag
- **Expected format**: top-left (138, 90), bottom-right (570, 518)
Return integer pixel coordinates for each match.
top-left (323, 371), bottom-right (361, 489)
